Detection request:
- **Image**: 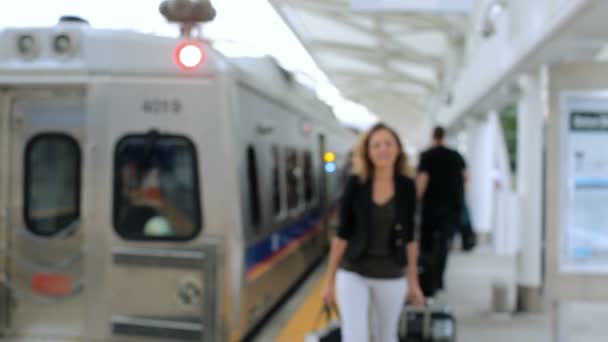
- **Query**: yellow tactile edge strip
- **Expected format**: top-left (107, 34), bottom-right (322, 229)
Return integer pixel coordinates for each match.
top-left (276, 275), bottom-right (338, 342)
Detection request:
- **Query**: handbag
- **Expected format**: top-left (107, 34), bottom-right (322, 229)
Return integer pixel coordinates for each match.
top-left (305, 304), bottom-right (341, 342)
top-left (418, 251), bottom-right (437, 298)
top-left (460, 203), bottom-right (477, 252)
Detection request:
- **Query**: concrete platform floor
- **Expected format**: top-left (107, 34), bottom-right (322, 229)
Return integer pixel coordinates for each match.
top-left (253, 246), bottom-right (608, 342)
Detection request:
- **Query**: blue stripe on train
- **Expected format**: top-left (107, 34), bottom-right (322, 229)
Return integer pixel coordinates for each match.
top-left (245, 210), bottom-right (323, 271)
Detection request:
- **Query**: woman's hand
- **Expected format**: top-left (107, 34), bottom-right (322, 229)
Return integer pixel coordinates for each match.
top-left (321, 279), bottom-right (336, 307)
top-left (405, 242), bottom-right (425, 307)
top-left (408, 283), bottom-right (425, 307)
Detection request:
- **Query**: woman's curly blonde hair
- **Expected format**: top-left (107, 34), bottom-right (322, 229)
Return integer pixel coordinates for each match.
top-left (351, 122), bottom-right (414, 181)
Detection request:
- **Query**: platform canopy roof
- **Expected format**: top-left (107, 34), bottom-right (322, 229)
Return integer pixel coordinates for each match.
top-left (270, 0), bottom-right (472, 146)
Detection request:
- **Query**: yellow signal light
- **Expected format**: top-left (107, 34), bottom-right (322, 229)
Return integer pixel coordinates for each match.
top-left (324, 152), bottom-right (336, 163)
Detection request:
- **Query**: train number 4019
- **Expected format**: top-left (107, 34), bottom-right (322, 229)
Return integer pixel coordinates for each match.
top-left (141, 99), bottom-right (183, 115)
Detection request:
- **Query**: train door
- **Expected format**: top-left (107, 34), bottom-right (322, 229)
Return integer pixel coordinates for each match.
top-left (2, 88), bottom-right (86, 339)
top-left (85, 80), bottom-right (221, 342)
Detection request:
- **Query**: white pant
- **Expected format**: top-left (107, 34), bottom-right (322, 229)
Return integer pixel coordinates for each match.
top-left (336, 269), bottom-right (408, 342)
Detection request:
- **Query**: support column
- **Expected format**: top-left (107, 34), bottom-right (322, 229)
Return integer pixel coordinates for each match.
top-left (491, 111), bottom-right (520, 257)
top-left (515, 70), bottom-right (545, 312)
top-left (466, 115), bottom-right (495, 240)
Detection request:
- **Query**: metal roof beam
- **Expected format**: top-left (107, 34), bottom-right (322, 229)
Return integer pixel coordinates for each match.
top-left (310, 13), bottom-right (446, 64)
top-left (381, 13), bottom-right (464, 33)
top-left (269, 1), bottom-right (329, 81)
top-left (279, 0), bottom-right (465, 34)
top-left (272, 0), bottom-right (446, 77)
top-left (269, 0), bottom-right (467, 130)
top-left (340, 79), bottom-right (425, 95)
top-left (270, 0), bottom-right (346, 16)
top-left (276, 1), bottom-right (450, 60)
top-left (340, 82), bottom-right (428, 106)
top-left (328, 68), bottom-right (433, 92)
top-left (340, 81), bottom-right (429, 96)
top-left (363, 103), bottom-right (425, 120)
top-left (387, 65), bottom-right (436, 88)
top-left (310, 40), bottom-right (441, 68)
top-left (336, 14), bottom-right (408, 34)
top-left (330, 70), bottom-right (431, 94)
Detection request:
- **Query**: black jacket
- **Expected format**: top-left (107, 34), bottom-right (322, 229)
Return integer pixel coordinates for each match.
top-left (336, 174), bottom-right (417, 266)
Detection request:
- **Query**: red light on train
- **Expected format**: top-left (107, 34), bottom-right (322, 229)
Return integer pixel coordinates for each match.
top-left (175, 43), bottom-right (205, 69)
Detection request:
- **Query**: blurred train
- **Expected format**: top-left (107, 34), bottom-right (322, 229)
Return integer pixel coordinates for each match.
top-left (0, 17), bottom-right (354, 341)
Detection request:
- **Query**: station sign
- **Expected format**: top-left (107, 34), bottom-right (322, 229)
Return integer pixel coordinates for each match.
top-left (560, 95), bottom-right (608, 274)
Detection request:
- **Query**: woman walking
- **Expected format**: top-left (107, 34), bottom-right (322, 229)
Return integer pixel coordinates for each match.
top-left (322, 123), bottom-right (425, 342)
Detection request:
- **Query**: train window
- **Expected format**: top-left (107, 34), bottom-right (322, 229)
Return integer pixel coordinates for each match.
top-left (25, 134), bottom-right (80, 237)
top-left (285, 148), bottom-right (300, 210)
top-left (246, 145), bottom-right (261, 228)
top-left (271, 145), bottom-right (281, 216)
top-left (303, 150), bottom-right (314, 204)
top-left (113, 132), bottom-right (201, 240)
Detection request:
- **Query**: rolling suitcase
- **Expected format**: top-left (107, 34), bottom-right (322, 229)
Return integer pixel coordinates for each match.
top-left (399, 301), bottom-right (456, 342)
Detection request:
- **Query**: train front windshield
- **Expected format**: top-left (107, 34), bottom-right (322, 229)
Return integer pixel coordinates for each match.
top-left (113, 132), bottom-right (201, 240)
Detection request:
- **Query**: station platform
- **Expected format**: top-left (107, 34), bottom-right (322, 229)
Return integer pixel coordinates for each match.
top-left (253, 246), bottom-right (608, 342)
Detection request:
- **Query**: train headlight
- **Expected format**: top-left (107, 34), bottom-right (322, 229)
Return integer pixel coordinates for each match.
top-left (53, 34), bottom-right (73, 55)
top-left (16, 34), bottom-right (38, 58)
top-left (176, 43), bottom-right (205, 69)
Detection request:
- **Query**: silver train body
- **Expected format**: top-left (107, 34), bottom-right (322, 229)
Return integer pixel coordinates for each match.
top-left (0, 24), bottom-right (354, 341)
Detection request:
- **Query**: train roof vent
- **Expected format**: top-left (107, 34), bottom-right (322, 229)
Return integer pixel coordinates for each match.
top-left (58, 15), bottom-right (90, 26)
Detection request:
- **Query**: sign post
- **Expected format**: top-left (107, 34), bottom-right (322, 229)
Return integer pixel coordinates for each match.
top-left (546, 63), bottom-right (608, 341)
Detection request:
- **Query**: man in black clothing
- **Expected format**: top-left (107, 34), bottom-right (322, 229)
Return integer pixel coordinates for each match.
top-left (416, 126), bottom-right (468, 296)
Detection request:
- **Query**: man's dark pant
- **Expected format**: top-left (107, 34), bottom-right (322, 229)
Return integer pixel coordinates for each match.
top-left (420, 207), bottom-right (460, 294)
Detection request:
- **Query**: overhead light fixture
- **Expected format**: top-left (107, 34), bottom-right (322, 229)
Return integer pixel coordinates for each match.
top-left (159, 0), bottom-right (216, 37)
top-left (481, 1), bottom-right (506, 38)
